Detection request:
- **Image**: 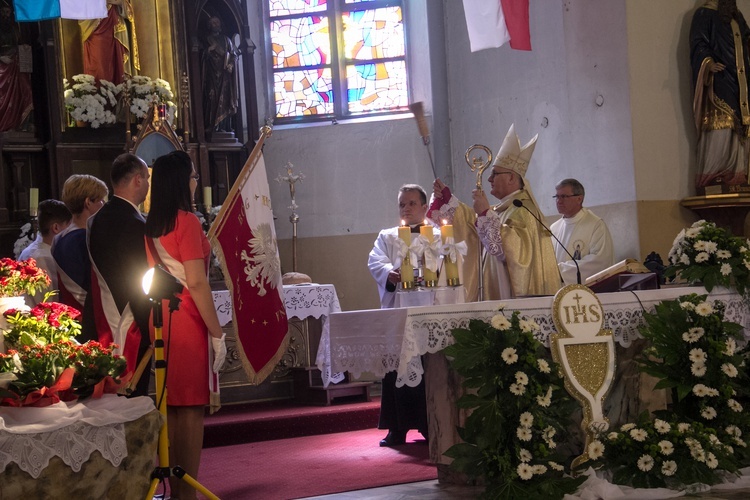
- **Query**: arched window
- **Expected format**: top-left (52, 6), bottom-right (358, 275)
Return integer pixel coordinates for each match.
top-left (266, 0), bottom-right (409, 123)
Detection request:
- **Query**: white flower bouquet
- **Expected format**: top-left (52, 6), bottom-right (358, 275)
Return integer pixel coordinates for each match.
top-left (667, 220), bottom-right (750, 295)
top-left (122, 75), bottom-right (177, 122)
top-left (63, 74), bottom-right (118, 128)
top-left (443, 308), bottom-right (585, 498)
top-left (585, 294), bottom-right (750, 488)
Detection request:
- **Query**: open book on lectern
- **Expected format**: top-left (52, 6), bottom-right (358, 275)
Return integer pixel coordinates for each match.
top-left (584, 258), bottom-right (657, 293)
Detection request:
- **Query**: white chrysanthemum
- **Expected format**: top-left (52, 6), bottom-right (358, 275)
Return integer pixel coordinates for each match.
top-left (501, 347), bottom-right (518, 364)
top-left (725, 338), bottom-right (737, 356)
top-left (548, 461), bottom-right (564, 472)
top-left (701, 407), bottom-right (717, 420)
top-left (659, 440), bottom-right (674, 456)
top-left (691, 362), bottom-right (707, 377)
top-left (543, 426), bottom-right (556, 439)
top-left (537, 359), bottom-right (551, 373)
top-left (532, 464), bottom-right (547, 475)
top-left (683, 331), bottom-right (701, 343)
top-left (654, 420), bottom-right (671, 434)
top-left (706, 386), bottom-right (720, 397)
top-left (637, 454), bottom-right (654, 472)
top-left (695, 252), bottom-right (710, 263)
top-left (607, 432), bottom-right (620, 441)
top-left (704, 241), bottom-right (718, 253)
top-left (661, 460), bottom-right (677, 476)
top-left (728, 399), bottom-right (743, 412)
top-left (722, 363), bottom-right (738, 378)
top-left (717, 250), bottom-right (732, 259)
top-left (706, 452), bottom-right (718, 469)
top-left (689, 348), bottom-right (706, 363)
top-left (517, 463), bottom-right (533, 480)
top-left (510, 383), bottom-right (526, 396)
top-left (536, 386), bottom-right (552, 407)
top-left (678, 423), bottom-right (691, 433)
top-left (519, 412), bottom-right (534, 428)
top-left (630, 429), bottom-right (648, 442)
top-left (709, 434), bottom-right (721, 445)
top-left (680, 253), bottom-right (691, 265)
top-left (491, 314), bottom-right (511, 331)
top-left (726, 425), bottom-right (742, 438)
top-left (515, 371), bottom-right (529, 385)
top-left (519, 319), bottom-right (533, 333)
top-left (720, 263), bottom-right (732, 276)
top-left (694, 240), bottom-right (708, 251)
top-left (745, 259), bottom-right (750, 271)
top-left (516, 427), bottom-right (532, 441)
top-left (620, 423), bottom-right (636, 432)
top-left (689, 327), bottom-right (705, 338)
top-left (519, 448), bottom-right (532, 462)
top-left (693, 384), bottom-right (710, 397)
top-left (587, 440), bottom-right (604, 460)
top-left (680, 300), bottom-right (695, 310)
top-left (695, 302), bottom-right (715, 316)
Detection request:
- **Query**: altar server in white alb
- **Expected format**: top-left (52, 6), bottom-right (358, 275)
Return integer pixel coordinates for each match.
top-left (550, 178), bottom-right (614, 285)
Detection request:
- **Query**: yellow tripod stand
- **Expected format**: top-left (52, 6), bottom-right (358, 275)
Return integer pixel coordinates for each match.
top-left (144, 293), bottom-right (219, 500)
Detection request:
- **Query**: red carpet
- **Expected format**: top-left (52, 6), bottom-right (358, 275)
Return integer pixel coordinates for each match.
top-left (196, 427), bottom-right (437, 499)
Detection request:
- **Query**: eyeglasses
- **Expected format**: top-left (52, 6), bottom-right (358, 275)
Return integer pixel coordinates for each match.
top-left (488, 170), bottom-right (512, 179)
top-left (552, 194), bottom-right (581, 200)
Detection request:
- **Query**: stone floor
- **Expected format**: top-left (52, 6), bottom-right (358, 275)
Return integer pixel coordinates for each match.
top-left (300, 479), bottom-right (750, 499)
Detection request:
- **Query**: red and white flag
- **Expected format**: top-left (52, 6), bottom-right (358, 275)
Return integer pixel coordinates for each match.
top-left (208, 128), bottom-right (288, 385)
top-left (463, 0), bottom-right (531, 52)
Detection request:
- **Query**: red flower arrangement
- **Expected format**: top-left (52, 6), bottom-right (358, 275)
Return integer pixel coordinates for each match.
top-left (0, 257), bottom-right (51, 298)
top-left (0, 302), bottom-right (128, 407)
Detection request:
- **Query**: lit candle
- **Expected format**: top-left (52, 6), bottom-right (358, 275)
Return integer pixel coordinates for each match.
top-left (398, 220), bottom-right (414, 289)
top-left (420, 221), bottom-right (438, 287)
top-left (203, 186), bottom-right (212, 209)
top-left (441, 220), bottom-right (460, 286)
top-left (29, 188), bottom-right (39, 217)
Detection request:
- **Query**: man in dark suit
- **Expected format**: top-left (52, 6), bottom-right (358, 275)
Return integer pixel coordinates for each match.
top-left (85, 153), bottom-right (152, 397)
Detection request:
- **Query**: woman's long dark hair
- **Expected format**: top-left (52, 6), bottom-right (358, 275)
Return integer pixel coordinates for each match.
top-left (145, 150), bottom-right (194, 237)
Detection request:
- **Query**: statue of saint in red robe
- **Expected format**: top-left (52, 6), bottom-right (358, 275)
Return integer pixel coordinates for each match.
top-left (79, 0), bottom-right (140, 84)
top-left (0, 3), bottom-right (33, 132)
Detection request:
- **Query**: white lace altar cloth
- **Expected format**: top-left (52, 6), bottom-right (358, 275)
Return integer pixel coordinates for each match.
top-left (0, 395), bottom-right (154, 478)
top-left (212, 284), bottom-right (341, 326)
top-left (319, 286), bottom-right (749, 388)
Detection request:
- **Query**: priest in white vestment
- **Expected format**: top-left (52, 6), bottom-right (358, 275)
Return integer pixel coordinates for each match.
top-left (550, 178), bottom-right (614, 285)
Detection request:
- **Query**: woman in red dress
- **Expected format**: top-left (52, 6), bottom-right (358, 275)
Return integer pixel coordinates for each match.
top-left (144, 150), bottom-right (226, 500)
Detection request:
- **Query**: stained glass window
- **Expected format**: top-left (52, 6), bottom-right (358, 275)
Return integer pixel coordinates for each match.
top-left (266, 0), bottom-right (409, 122)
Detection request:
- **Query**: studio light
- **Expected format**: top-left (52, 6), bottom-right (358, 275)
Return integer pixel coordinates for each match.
top-left (142, 265), bottom-right (184, 301)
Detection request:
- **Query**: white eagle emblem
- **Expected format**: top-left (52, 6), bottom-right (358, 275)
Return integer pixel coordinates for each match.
top-left (240, 223), bottom-right (281, 296)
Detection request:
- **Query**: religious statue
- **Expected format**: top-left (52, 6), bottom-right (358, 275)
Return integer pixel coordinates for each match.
top-left (0, 1), bottom-right (33, 132)
top-left (201, 15), bottom-right (240, 135)
top-left (79, 0), bottom-right (140, 84)
top-left (690, 0), bottom-right (750, 192)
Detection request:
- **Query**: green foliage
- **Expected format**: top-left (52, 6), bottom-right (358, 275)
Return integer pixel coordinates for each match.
top-left (444, 311), bottom-right (585, 499)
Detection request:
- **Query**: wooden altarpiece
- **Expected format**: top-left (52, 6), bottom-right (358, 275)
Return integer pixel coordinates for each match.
top-left (0, 0), bottom-right (258, 256)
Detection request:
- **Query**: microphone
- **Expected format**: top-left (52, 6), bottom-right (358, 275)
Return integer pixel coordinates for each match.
top-left (512, 199), bottom-right (581, 285)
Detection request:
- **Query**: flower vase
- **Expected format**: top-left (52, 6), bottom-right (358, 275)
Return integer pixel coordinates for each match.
top-left (0, 296), bottom-right (28, 353)
top-left (75, 120), bottom-right (89, 128)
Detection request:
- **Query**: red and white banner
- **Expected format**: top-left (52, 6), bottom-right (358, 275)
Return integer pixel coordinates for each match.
top-left (463, 0), bottom-right (531, 52)
top-left (208, 128), bottom-right (289, 385)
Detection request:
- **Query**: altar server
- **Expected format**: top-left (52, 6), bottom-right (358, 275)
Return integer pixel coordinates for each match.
top-left (368, 184), bottom-right (435, 447)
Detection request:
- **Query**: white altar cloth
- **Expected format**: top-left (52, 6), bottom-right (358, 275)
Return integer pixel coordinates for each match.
top-left (212, 283), bottom-right (341, 326)
top-left (318, 286), bottom-right (749, 388)
top-left (0, 395), bottom-right (154, 478)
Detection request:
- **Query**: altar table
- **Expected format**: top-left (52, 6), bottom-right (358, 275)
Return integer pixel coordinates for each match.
top-left (317, 286), bottom-right (750, 470)
top-left (0, 395), bottom-right (160, 499)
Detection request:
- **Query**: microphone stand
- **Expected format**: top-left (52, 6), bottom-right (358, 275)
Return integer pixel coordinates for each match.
top-left (512, 199), bottom-right (581, 285)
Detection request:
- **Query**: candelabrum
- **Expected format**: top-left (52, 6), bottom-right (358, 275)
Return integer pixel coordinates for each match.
top-left (275, 162), bottom-right (305, 272)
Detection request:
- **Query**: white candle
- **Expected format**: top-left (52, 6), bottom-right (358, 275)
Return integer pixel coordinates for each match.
top-left (441, 220), bottom-right (460, 286)
top-left (203, 186), bottom-right (212, 208)
top-left (420, 220), bottom-right (437, 286)
top-left (29, 188), bottom-right (39, 217)
top-left (398, 221), bottom-right (414, 289)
